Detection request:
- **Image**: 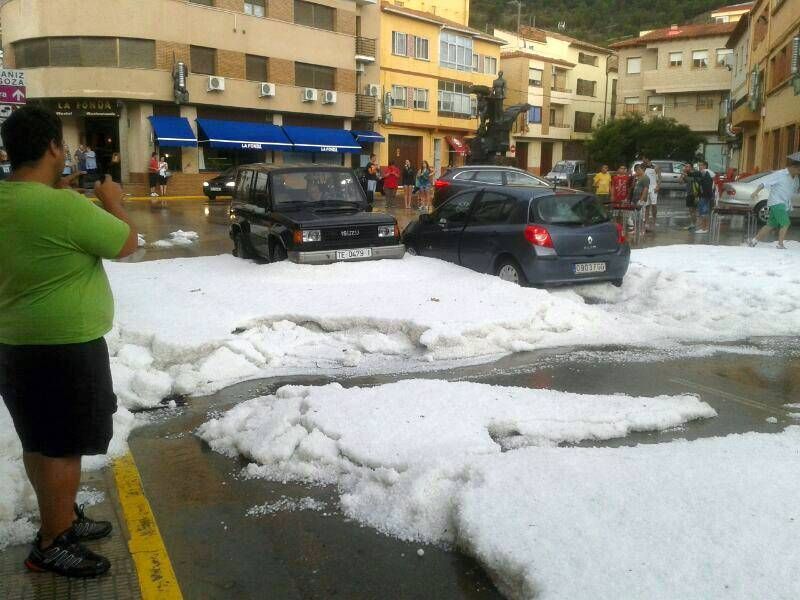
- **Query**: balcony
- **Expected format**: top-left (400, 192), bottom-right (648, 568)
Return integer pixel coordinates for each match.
top-left (642, 68), bottom-right (732, 94)
top-left (356, 94), bottom-right (376, 118)
top-left (549, 121), bottom-right (571, 129)
top-left (551, 84), bottom-right (573, 94)
top-left (354, 0), bottom-right (377, 5)
top-left (356, 37), bottom-right (376, 63)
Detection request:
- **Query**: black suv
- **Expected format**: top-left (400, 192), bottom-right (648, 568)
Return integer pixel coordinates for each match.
top-left (433, 165), bottom-right (552, 209)
top-left (229, 164), bottom-right (405, 264)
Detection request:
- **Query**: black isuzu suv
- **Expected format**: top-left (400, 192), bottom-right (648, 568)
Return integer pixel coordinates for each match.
top-left (229, 164), bottom-right (405, 264)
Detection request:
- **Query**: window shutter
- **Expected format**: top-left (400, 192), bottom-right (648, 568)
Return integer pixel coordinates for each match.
top-left (407, 34), bottom-right (415, 58)
top-left (478, 55), bottom-right (485, 73)
top-left (407, 87), bottom-right (414, 108)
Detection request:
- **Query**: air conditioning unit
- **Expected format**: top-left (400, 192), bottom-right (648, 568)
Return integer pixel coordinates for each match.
top-left (322, 90), bottom-right (337, 104)
top-left (207, 76), bottom-right (226, 92)
top-left (366, 83), bottom-right (380, 97)
top-left (259, 82), bottom-right (276, 97)
top-left (302, 87), bottom-right (318, 102)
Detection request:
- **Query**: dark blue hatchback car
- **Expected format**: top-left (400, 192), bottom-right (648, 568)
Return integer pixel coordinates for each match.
top-left (402, 186), bottom-right (630, 286)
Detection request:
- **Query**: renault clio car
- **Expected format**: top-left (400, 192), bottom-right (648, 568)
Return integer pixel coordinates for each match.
top-left (229, 165), bottom-right (405, 264)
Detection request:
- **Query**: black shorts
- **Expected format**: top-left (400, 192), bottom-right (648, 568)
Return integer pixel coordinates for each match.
top-left (0, 338), bottom-right (117, 458)
top-left (158, 175), bottom-right (168, 185)
top-left (686, 195), bottom-right (696, 208)
top-left (149, 172), bottom-right (159, 187)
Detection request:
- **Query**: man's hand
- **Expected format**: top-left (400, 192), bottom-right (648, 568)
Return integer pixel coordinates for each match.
top-left (94, 175), bottom-right (123, 207)
top-left (56, 172), bottom-right (80, 190)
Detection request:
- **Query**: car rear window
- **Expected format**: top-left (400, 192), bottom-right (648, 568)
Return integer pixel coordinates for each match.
top-left (533, 194), bottom-right (609, 226)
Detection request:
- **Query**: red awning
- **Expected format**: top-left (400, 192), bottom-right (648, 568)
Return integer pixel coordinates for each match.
top-left (445, 136), bottom-right (469, 155)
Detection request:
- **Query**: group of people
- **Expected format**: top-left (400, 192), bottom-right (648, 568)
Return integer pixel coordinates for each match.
top-left (363, 154), bottom-right (435, 211)
top-left (592, 157), bottom-right (716, 234)
top-left (62, 144), bottom-right (122, 187)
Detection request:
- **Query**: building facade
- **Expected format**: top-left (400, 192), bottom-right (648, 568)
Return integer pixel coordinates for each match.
top-left (496, 27), bottom-right (617, 174)
top-left (730, 0), bottom-right (800, 173)
top-left (1, 0), bottom-right (381, 194)
top-left (611, 22), bottom-right (737, 172)
top-left (711, 2), bottom-right (754, 24)
top-left (375, 1), bottom-right (503, 175)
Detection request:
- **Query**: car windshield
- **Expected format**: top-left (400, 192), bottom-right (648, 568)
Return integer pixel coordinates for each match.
top-left (534, 194), bottom-right (609, 226)
top-left (739, 172), bottom-right (770, 183)
top-left (272, 170), bottom-right (363, 207)
top-left (551, 162), bottom-right (574, 173)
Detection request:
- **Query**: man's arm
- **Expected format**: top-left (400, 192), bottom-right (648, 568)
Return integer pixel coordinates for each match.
top-left (94, 176), bottom-right (139, 258)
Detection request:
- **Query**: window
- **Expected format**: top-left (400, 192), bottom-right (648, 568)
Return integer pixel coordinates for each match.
top-left (552, 67), bottom-right (568, 91)
top-left (648, 95), bottom-right (665, 115)
top-left (436, 192), bottom-right (476, 223)
top-left (469, 192), bottom-right (518, 225)
top-left (439, 31), bottom-right (474, 71)
top-left (415, 37), bottom-right (429, 60)
top-left (768, 44), bottom-right (791, 88)
top-left (13, 39), bottom-right (49, 68)
top-left (245, 54), bottom-right (268, 81)
top-left (119, 38), bottom-right (155, 69)
top-left (505, 171), bottom-right (541, 185)
top-left (716, 48), bottom-right (733, 67)
top-left (578, 52), bottom-right (598, 66)
top-left (696, 94), bottom-right (715, 109)
top-left (624, 97), bottom-right (639, 113)
top-left (392, 31), bottom-right (407, 56)
top-left (294, 0), bottom-right (335, 31)
top-left (472, 53), bottom-right (479, 71)
top-left (253, 171), bottom-right (270, 206)
top-left (236, 169), bottom-right (255, 198)
top-left (437, 80), bottom-right (474, 118)
top-left (188, 0), bottom-right (213, 4)
top-left (414, 88), bottom-right (429, 110)
top-left (574, 111), bottom-right (594, 133)
top-left (244, 0), bottom-right (266, 17)
top-left (549, 108), bottom-right (557, 125)
top-left (295, 62), bottom-right (335, 89)
top-left (391, 85), bottom-right (407, 107)
top-left (190, 45), bottom-right (216, 75)
top-left (669, 52), bottom-right (683, 67)
top-left (527, 106), bottom-right (542, 124)
top-left (576, 79), bottom-right (596, 97)
top-left (692, 50), bottom-right (708, 68)
top-left (627, 57), bottom-right (641, 74)
top-left (484, 56), bottom-right (497, 75)
top-left (472, 170), bottom-right (504, 184)
top-left (528, 68), bottom-right (543, 87)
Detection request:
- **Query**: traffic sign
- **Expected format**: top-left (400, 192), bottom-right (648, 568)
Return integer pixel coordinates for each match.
top-left (0, 69), bottom-right (25, 86)
top-left (0, 86), bottom-right (26, 105)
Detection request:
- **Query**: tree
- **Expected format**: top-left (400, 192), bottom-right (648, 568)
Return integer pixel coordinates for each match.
top-left (586, 115), bottom-right (707, 168)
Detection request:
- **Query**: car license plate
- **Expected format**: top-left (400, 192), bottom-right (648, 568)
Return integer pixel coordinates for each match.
top-left (574, 262), bottom-right (606, 274)
top-left (209, 187), bottom-right (222, 192)
top-left (336, 248), bottom-right (372, 261)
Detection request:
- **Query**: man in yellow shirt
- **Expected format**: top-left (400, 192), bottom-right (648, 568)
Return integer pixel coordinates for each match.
top-left (593, 164), bottom-right (612, 207)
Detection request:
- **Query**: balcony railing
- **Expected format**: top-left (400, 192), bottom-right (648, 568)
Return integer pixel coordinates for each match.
top-left (356, 37), bottom-right (376, 60)
top-left (355, 94), bottom-right (376, 117)
top-left (551, 85), bottom-right (573, 94)
top-left (549, 121), bottom-right (571, 129)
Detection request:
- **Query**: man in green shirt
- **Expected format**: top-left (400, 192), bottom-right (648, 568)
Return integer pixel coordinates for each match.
top-left (0, 106), bottom-right (138, 577)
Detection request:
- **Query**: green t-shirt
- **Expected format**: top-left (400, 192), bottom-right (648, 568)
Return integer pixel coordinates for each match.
top-left (0, 181), bottom-right (130, 345)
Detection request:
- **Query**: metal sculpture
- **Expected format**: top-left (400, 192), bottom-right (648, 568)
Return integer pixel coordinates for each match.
top-left (468, 72), bottom-right (530, 164)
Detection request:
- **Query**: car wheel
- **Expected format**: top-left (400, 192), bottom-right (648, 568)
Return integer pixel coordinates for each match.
top-left (496, 258), bottom-right (526, 285)
top-left (270, 242), bottom-right (288, 262)
top-left (232, 231), bottom-right (252, 259)
top-left (754, 201), bottom-right (769, 226)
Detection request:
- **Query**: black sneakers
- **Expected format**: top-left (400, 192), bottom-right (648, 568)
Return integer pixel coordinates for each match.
top-left (25, 529), bottom-right (111, 578)
top-left (72, 503), bottom-right (113, 541)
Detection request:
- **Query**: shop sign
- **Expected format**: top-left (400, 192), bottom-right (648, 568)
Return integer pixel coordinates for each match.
top-left (241, 143), bottom-right (263, 149)
top-left (0, 69), bottom-right (25, 86)
top-left (50, 99), bottom-right (120, 117)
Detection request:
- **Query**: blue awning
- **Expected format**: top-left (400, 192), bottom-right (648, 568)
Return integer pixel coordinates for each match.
top-left (148, 116), bottom-right (197, 147)
top-left (350, 130), bottom-right (385, 144)
top-left (196, 119), bottom-right (292, 151)
top-left (282, 126), bottom-right (362, 153)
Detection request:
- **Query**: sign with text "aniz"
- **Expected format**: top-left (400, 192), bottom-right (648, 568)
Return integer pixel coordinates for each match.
top-left (0, 69), bottom-right (25, 86)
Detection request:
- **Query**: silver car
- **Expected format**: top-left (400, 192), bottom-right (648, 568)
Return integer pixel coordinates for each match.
top-left (720, 172), bottom-right (800, 225)
top-left (631, 160), bottom-right (687, 190)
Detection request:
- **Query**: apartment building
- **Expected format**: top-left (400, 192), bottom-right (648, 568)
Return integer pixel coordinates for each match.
top-left (376, 0), bottom-right (503, 175)
top-left (611, 22), bottom-right (737, 172)
top-left (731, 0), bottom-right (800, 173)
top-left (711, 2), bottom-right (754, 23)
top-left (725, 11), bottom-right (753, 171)
top-left (0, 0), bottom-right (381, 194)
top-left (496, 27), bottom-right (616, 174)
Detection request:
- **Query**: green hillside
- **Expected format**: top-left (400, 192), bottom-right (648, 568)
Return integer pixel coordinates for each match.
top-left (470, 0), bottom-right (726, 45)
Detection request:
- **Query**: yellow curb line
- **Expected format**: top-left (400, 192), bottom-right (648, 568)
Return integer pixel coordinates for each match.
top-left (125, 195), bottom-right (228, 202)
top-left (112, 453), bottom-right (183, 600)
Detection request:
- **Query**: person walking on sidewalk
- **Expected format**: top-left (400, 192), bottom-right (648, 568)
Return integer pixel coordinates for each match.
top-left (158, 155), bottom-right (169, 200)
top-left (695, 161), bottom-right (714, 234)
top-left (401, 159), bottom-right (416, 209)
top-left (749, 153), bottom-right (800, 249)
top-left (382, 160), bottom-right (400, 206)
top-left (0, 106), bottom-right (139, 578)
top-left (148, 151), bottom-right (159, 201)
top-left (417, 160), bottom-right (433, 211)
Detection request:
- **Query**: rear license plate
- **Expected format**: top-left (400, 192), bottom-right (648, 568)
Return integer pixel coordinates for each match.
top-left (573, 262), bottom-right (606, 274)
top-left (209, 187), bottom-right (222, 192)
top-left (336, 248), bottom-right (372, 261)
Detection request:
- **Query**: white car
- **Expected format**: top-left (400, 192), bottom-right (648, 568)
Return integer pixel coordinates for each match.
top-left (720, 172), bottom-right (800, 225)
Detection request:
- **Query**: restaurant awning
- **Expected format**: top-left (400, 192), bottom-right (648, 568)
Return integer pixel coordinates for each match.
top-left (282, 126), bottom-right (362, 153)
top-left (148, 116), bottom-right (197, 148)
top-left (196, 119), bottom-right (293, 150)
top-left (445, 136), bottom-right (469, 155)
top-left (350, 130), bottom-right (386, 144)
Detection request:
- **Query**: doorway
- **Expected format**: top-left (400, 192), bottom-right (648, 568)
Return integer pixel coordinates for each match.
top-left (388, 134), bottom-right (422, 169)
top-left (83, 117), bottom-right (119, 175)
top-left (516, 142), bottom-right (528, 171)
top-left (540, 142), bottom-right (553, 174)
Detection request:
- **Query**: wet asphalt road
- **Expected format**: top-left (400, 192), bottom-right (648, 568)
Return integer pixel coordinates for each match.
top-left (130, 339), bottom-right (799, 600)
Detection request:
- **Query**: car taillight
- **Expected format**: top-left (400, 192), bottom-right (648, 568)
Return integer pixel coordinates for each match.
top-left (524, 225), bottom-right (553, 248)
top-left (434, 179), bottom-right (450, 189)
top-left (616, 222), bottom-right (626, 244)
top-left (726, 188), bottom-right (736, 196)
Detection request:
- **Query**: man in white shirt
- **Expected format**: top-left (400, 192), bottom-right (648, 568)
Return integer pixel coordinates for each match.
top-left (749, 152), bottom-right (800, 249)
top-left (641, 157), bottom-right (660, 232)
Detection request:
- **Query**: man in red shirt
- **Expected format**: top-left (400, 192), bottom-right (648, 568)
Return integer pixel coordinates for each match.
top-left (148, 152), bottom-right (159, 200)
top-left (611, 166), bottom-right (630, 206)
top-left (381, 160), bottom-right (400, 206)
